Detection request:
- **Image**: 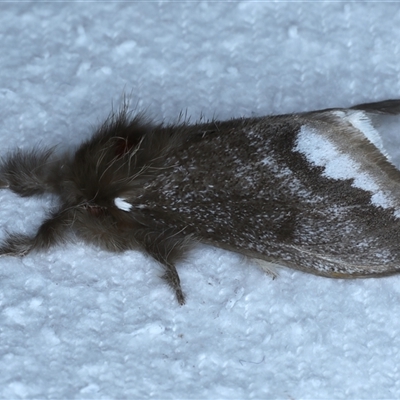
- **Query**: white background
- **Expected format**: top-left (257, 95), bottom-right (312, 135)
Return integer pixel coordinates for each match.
top-left (1, 2), bottom-right (400, 399)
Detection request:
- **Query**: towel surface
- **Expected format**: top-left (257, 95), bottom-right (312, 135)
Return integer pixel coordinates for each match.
top-left (1, 2), bottom-right (400, 398)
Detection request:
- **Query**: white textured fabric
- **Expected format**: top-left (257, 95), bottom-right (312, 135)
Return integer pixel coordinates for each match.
top-left (1, 2), bottom-right (400, 399)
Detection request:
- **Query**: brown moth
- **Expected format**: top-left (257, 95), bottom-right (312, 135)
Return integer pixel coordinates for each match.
top-left (1, 99), bottom-right (400, 304)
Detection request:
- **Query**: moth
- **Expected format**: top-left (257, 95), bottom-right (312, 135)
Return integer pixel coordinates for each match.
top-left (1, 99), bottom-right (400, 304)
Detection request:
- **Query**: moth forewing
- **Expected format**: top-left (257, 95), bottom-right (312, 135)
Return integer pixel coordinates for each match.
top-left (2, 99), bottom-right (400, 304)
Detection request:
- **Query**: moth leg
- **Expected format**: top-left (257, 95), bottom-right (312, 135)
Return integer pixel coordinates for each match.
top-left (0, 208), bottom-right (70, 256)
top-left (161, 262), bottom-right (185, 305)
top-left (74, 219), bottom-right (187, 303)
top-left (0, 147), bottom-right (58, 196)
top-left (141, 230), bottom-right (192, 305)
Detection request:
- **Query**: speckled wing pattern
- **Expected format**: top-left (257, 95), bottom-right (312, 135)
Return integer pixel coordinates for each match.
top-left (129, 100), bottom-right (400, 278)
